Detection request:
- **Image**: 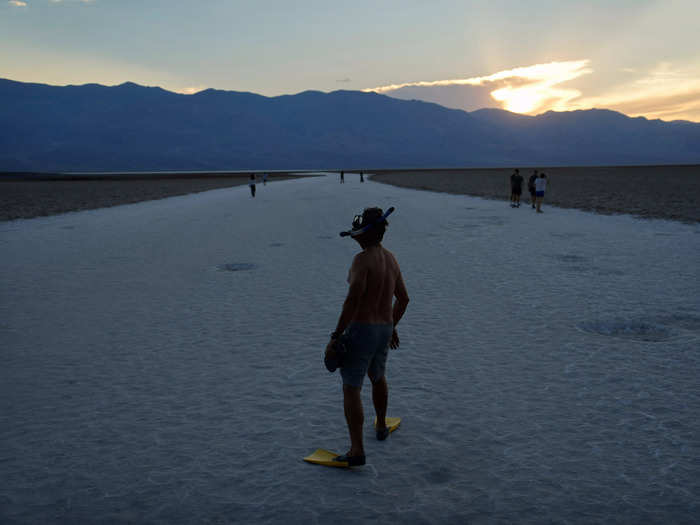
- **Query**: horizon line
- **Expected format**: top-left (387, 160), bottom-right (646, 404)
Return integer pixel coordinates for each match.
top-left (1, 76), bottom-right (698, 125)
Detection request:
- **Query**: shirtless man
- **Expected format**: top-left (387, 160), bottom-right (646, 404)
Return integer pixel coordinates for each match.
top-left (325, 207), bottom-right (409, 466)
top-left (510, 168), bottom-right (523, 207)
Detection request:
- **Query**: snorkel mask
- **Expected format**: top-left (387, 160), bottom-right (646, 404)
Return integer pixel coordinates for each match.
top-left (339, 207), bottom-right (395, 238)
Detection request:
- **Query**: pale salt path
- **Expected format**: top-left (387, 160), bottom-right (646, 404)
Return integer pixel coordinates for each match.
top-left (1, 174), bottom-right (699, 524)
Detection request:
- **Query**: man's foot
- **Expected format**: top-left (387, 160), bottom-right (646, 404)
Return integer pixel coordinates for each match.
top-left (537, 209), bottom-right (543, 213)
top-left (376, 427), bottom-right (390, 441)
top-left (333, 453), bottom-right (366, 466)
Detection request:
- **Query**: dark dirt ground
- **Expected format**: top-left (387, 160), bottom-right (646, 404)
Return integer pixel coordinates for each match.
top-left (0, 173), bottom-right (305, 221)
top-left (371, 165), bottom-right (700, 224)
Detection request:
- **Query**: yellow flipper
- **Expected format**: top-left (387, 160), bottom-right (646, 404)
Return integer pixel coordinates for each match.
top-left (303, 449), bottom-right (349, 468)
top-left (374, 416), bottom-right (401, 433)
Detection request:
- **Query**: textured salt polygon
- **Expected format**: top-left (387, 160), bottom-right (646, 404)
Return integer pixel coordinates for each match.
top-left (1, 175), bottom-right (699, 524)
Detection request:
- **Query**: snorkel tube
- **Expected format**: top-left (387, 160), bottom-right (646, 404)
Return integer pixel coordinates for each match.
top-left (339, 207), bottom-right (395, 238)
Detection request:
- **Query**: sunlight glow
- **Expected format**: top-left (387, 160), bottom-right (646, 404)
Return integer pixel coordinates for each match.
top-left (176, 85), bottom-right (208, 95)
top-left (365, 60), bottom-right (592, 115)
top-left (490, 86), bottom-right (541, 114)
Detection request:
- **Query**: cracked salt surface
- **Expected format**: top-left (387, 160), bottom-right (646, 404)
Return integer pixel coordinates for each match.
top-left (1, 175), bottom-right (699, 523)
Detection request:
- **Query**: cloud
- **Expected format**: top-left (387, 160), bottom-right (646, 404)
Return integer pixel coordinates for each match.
top-left (8, 0), bottom-right (28, 6)
top-left (572, 63), bottom-right (700, 122)
top-left (365, 60), bottom-right (593, 114)
top-left (364, 59), bottom-right (700, 122)
top-left (379, 83), bottom-right (497, 112)
top-left (366, 61), bottom-right (590, 93)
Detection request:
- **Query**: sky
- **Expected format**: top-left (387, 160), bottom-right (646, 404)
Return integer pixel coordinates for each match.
top-left (2, 0), bottom-right (700, 122)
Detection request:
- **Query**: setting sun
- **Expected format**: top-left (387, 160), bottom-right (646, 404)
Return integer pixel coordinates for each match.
top-left (490, 86), bottom-right (541, 113)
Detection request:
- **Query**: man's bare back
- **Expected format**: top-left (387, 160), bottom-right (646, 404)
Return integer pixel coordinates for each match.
top-left (347, 245), bottom-right (408, 326)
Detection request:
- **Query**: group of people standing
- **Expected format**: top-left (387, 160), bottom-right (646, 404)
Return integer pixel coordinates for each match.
top-left (510, 169), bottom-right (548, 213)
top-left (248, 172), bottom-right (269, 197)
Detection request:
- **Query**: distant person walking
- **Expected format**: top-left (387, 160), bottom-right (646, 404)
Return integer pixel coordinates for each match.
top-left (340, 171), bottom-right (345, 184)
top-left (325, 207), bottom-right (409, 466)
top-left (360, 171), bottom-right (365, 183)
top-left (535, 173), bottom-right (547, 213)
top-left (510, 169), bottom-right (523, 207)
top-left (249, 174), bottom-right (256, 198)
top-left (528, 170), bottom-right (538, 208)
top-left (263, 173), bottom-right (268, 186)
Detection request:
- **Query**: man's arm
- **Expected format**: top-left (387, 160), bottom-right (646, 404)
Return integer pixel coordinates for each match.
top-left (390, 267), bottom-right (409, 349)
top-left (392, 269), bottom-right (409, 327)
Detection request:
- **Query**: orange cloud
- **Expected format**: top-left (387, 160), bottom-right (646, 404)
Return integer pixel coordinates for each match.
top-left (572, 65), bottom-right (700, 122)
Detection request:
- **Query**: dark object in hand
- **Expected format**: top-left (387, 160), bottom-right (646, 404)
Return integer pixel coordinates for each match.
top-left (324, 336), bottom-right (348, 373)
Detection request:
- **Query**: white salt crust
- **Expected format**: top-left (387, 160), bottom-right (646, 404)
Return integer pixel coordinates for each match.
top-left (1, 174), bottom-right (699, 524)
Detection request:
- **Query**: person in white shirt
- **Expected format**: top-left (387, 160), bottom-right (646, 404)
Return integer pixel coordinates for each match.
top-left (528, 170), bottom-right (538, 208)
top-left (535, 173), bottom-right (547, 213)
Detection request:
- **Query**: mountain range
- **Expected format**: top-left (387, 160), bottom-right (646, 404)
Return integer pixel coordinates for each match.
top-left (1, 78), bottom-right (699, 172)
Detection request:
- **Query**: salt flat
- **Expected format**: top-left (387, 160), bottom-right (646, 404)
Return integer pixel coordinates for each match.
top-left (1, 174), bottom-right (699, 524)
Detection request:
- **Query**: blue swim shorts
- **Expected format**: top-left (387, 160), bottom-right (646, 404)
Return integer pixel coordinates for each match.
top-left (340, 323), bottom-right (393, 387)
top-left (536, 191), bottom-right (545, 197)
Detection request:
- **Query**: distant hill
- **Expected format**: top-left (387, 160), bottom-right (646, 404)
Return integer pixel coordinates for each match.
top-left (1, 78), bottom-right (699, 172)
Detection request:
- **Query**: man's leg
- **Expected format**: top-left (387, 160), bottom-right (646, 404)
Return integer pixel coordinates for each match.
top-left (370, 375), bottom-right (388, 430)
top-left (343, 384), bottom-right (365, 456)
